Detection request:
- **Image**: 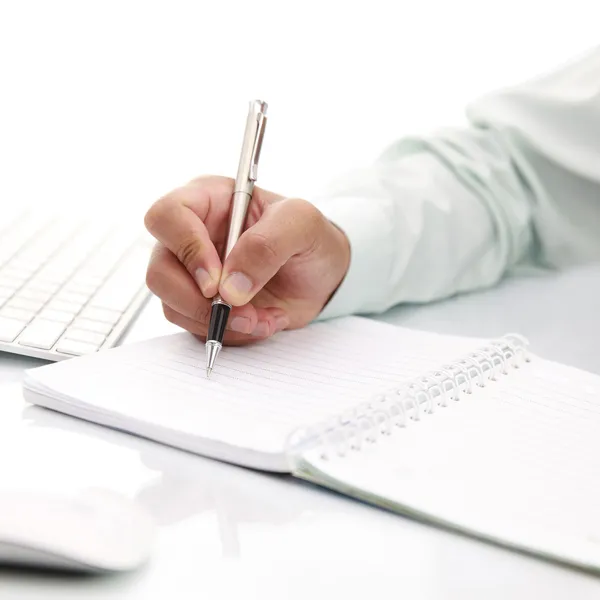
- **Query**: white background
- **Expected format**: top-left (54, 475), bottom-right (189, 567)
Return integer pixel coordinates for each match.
top-left (0, 0), bottom-right (597, 218)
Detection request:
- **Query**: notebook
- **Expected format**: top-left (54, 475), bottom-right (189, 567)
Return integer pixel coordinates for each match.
top-left (21, 316), bottom-right (600, 571)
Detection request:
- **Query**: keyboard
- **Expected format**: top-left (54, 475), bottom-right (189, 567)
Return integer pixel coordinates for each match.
top-left (0, 210), bottom-right (152, 361)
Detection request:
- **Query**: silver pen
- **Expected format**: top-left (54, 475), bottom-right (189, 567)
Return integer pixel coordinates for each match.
top-left (205, 99), bottom-right (268, 377)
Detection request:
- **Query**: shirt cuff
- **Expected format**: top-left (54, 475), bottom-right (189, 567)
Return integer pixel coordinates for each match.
top-left (310, 195), bottom-right (394, 320)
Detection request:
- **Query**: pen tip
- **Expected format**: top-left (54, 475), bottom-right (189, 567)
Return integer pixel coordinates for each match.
top-left (205, 340), bottom-right (221, 379)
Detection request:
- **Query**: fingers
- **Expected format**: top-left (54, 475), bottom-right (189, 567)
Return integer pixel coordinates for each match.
top-left (144, 176), bottom-right (286, 300)
top-left (219, 198), bottom-right (324, 306)
top-left (146, 243), bottom-right (258, 334)
top-left (144, 184), bottom-right (226, 298)
top-left (145, 176), bottom-right (302, 342)
top-left (162, 303), bottom-right (288, 344)
top-left (162, 304), bottom-right (257, 345)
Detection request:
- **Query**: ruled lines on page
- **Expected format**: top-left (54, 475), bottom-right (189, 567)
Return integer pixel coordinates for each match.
top-left (27, 317), bottom-right (487, 452)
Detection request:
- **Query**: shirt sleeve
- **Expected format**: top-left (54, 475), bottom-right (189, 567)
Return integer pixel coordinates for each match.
top-left (311, 46), bottom-right (600, 320)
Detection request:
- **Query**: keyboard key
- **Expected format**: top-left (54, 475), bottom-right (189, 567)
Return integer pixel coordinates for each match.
top-left (56, 338), bottom-right (100, 356)
top-left (37, 263), bottom-right (77, 284)
top-left (0, 267), bottom-right (30, 283)
top-left (13, 256), bottom-right (45, 272)
top-left (69, 275), bottom-right (105, 289)
top-left (6, 297), bottom-right (46, 312)
top-left (18, 318), bottom-right (66, 350)
top-left (0, 277), bottom-right (24, 291)
top-left (84, 234), bottom-right (132, 279)
top-left (7, 259), bottom-right (37, 276)
top-left (0, 306), bottom-right (35, 322)
top-left (39, 308), bottom-right (75, 324)
top-left (24, 280), bottom-right (61, 294)
top-left (36, 269), bottom-right (71, 285)
top-left (0, 216), bottom-right (150, 359)
top-left (36, 243), bottom-right (88, 283)
top-left (47, 298), bottom-right (82, 315)
top-left (14, 219), bottom-right (74, 268)
top-left (89, 248), bottom-right (146, 312)
top-left (0, 316), bottom-right (27, 342)
top-left (90, 281), bottom-right (141, 312)
top-left (71, 318), bottom-right (113, 335)
top-left (64, 328), bottom-right (106, 346)
top-left (80, 307), bottom-right (121, 325)
top-left (16, 288), bottom-right (53, 303)
top-left (55, 290), bottom-right (89, 306)
top-left (63, 280), bottom-right (98, 295)
top-left (0, 287), bottom-right (14, 302)
top-left (50, 238), bottom-right (105, 280)
top-left (0, 215), bottom-right (47, 265)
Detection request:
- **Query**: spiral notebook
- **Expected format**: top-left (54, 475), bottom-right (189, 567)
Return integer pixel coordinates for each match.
top-left (21, 317), bottom-right (600, 571)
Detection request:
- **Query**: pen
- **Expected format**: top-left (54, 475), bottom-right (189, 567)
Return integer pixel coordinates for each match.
top-left (205, 99), bottom-right (268, 377)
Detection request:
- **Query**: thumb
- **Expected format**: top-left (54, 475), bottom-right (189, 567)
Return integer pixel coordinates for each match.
top-left (218, 198), bottom-right (323, 306)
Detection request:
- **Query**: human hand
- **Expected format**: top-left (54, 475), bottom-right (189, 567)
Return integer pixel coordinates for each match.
top-left (144, 176), bottom-right (350, 345)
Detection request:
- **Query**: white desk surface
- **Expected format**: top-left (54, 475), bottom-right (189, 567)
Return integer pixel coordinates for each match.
top-left (1, 264), bottom-right (600, 599)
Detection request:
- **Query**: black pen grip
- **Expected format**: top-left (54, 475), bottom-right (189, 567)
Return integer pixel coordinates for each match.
top-left (207, 303), bottom-right (231, 343)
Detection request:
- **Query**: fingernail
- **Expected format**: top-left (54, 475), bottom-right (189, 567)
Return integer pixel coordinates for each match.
top-left (275, 315), bottom-right (289, 332)
top-left (229, 316), bottom-right (252, 334)
top-left (221, 272), bottom-right (253, 303)
top-left (195, 268), bottom-right (215, 296)
top-left (251, 321), bottom-right (270, 338)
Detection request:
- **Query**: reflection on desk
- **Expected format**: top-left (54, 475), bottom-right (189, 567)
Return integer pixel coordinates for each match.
top-left (22, 403), bottom-right (310, 558)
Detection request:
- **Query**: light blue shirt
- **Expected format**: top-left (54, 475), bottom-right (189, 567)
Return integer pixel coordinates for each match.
top-left (313, 46), bottom-right (600, 320)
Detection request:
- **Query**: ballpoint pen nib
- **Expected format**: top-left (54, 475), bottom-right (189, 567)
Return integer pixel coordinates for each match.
top-left (205, 341), bottom-right (221, 379)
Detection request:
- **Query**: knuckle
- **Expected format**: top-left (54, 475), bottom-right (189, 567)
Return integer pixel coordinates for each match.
top-left (175, 235), bottom-right (203, 269)
top-left (144, 197), bottom-right (170, 234)
top-left (244, 230), bottom-right (279, 264)
top-left (290, 197), bottom-right (320, 218)
top-left (193, 302), bottom-right (211, 324)
top-left (288, 198), bottom-right (323, 231)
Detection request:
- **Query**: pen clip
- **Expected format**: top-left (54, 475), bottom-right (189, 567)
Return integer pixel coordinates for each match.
top-left (249, 111), bottom-right (267, 182)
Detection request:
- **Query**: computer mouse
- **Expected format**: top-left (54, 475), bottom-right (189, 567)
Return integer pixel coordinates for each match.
top-left (0, 487), bottom-right (155, 572)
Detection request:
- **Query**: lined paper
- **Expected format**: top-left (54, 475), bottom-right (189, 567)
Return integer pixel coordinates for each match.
top-left (309, 354), bottom-right (600, 561)
top-left (24, 317), bottom-right (486, 465)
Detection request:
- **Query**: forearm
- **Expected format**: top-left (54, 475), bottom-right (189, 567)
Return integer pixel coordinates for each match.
top-left (314, 47), bottom-right (600, 320)
top-left (311, 126), bottom-right (536, 319)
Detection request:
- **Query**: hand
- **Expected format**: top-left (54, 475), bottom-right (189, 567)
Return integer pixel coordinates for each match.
top-left (144, 175), bottom-right (350, 345)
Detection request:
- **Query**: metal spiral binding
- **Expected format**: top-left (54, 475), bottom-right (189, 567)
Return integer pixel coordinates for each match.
top-left (285, 333), bottom-right (531, 465)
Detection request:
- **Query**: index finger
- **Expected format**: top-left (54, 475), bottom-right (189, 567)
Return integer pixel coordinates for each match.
top-left (144, 186), bottom-right (223, 298)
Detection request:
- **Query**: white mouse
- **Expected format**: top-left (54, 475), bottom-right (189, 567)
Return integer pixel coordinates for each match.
top-left (0, 487), bottom-right (155, 572)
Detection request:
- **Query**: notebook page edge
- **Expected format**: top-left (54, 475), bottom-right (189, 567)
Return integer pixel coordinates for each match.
top-left (289, 352), bottom-right (600, 571)
top-left (22, 316), bottom-right (501, 476)
top-left (21, 385), bottom-right (290, 472)
top-left (292, 450), bottom-right (600, 573)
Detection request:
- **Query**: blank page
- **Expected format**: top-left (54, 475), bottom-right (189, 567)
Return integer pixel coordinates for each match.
top-left (300, 355), bottom-right (600, 567)
top-left (24, 317), bottom-right (487, 470)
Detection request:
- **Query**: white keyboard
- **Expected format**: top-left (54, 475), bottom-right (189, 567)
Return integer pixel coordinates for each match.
top-left (0, 211), bottom-right (152, 361)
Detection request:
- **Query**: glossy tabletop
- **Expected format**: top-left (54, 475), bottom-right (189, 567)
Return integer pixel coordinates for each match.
top-left (2, 265), bottom-right (600, 599)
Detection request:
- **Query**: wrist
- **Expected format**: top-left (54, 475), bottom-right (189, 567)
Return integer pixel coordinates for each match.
top-left (310, 195), bottom-right (394, 320)
top-left (321, 219), bottom-right (351, 310)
